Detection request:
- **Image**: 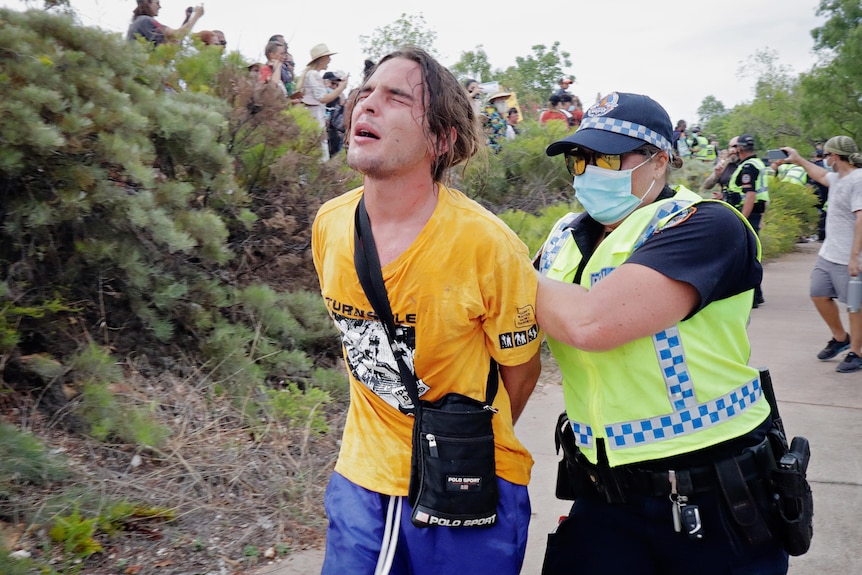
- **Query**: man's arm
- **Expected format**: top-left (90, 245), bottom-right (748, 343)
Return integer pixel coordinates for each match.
top-left (702, 159), bottom-right (728, 197)
top-left (782, 147), bottom-right (831, 187)
top-left (850, 211), bottom-right (862, 277)
top-left (164, 5), bottom-right (204, 40)
top-left (499, 350), bottom-right (541, 424)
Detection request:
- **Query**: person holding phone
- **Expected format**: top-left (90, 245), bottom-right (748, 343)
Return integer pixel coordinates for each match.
top-left (779, 138), bottom-right (862, 372)
top-left (127, 0), bottom-right (204, 46)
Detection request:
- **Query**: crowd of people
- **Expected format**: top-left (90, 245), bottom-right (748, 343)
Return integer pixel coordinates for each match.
top-left (126, 0), bottom-right (356, 161)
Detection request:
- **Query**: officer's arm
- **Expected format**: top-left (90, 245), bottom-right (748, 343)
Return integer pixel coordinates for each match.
top-left (499, 351), bottom-right (541, 424)
top-left (536, 263), bottom-right (699, 352)
top-left (740, 190), bottom-right (756, 218)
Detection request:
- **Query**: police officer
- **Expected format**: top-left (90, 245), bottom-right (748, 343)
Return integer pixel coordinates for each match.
top-left (727, 133), bottom-right (769, 307)
top-left (535, 93), bottom-right (788, 575)
top-left (687, 126), bottom-right (710, 160)
top-left (690, 127), bottom-right (716, 162)
top-left (777, 163), bottom-right (809, 186)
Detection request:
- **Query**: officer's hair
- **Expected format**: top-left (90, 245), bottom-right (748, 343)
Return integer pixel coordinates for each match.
top-left (637, 143), bottom-right (684, 171)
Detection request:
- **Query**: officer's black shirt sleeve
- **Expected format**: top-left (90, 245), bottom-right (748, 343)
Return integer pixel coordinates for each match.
top-left (735, 162), bottom-right (761, 193)
top-left (625, 201), bottom-right (762, 317)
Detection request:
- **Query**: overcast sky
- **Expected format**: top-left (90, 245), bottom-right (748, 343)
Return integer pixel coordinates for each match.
top-left (5, 0), bottom-right (829, 125)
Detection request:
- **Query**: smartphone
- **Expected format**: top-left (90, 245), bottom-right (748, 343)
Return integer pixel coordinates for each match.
top-left (767, 149), bottom-right (788, 161)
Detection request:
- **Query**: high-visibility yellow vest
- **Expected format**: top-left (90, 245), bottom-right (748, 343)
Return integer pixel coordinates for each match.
top-left (727, 157), bottom-right (770, 208)
top-left (537, 187), bottom-right (769, 467)
top-left (778, 163), bottom-right (809, 186)
top-left (693, 138), bottom-right (716, 162)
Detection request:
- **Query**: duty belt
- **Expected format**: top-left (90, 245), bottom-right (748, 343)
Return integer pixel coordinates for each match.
top-left (577, 436), bottom-right (772, 503)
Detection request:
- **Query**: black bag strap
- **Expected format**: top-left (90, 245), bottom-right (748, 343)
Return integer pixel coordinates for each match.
top-left (352, 196), bottom-right (498, 412)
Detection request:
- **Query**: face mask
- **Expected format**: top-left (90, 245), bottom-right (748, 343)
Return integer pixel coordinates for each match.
top-left (573, 154), bottom-right (656, 225)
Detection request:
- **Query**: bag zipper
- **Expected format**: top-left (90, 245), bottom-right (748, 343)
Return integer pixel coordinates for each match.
top-left (426, 433), bottom-right (439, 458)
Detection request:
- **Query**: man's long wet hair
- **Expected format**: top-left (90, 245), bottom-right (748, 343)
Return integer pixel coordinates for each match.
top-left (346, 46), bottom-right (481, 183)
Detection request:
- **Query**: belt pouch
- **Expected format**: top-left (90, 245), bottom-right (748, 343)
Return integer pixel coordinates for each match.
top-left (714, 457), bottom-right (773, 546)
top-left (409, 393), bottom-right (498, 528)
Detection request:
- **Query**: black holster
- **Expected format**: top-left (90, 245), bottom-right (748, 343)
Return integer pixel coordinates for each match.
top-left (553, 412), bottom-right (599, 501)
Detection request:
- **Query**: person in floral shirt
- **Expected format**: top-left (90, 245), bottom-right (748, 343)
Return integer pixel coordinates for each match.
top-left (483, 92), bottom-right (511, 153)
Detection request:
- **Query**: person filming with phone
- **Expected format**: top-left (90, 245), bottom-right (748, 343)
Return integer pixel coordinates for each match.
top-left (127, 0), bottom-right (204, 46)
top-left (778, 138), bottom-right (862, 372)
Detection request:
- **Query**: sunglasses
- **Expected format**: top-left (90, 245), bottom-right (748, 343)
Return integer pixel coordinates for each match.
top-left (564, 149), bottom-right (650, 177)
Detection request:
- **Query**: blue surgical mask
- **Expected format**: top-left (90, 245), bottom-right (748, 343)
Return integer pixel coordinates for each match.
top-left (573, 154), bottom-right (656, 225)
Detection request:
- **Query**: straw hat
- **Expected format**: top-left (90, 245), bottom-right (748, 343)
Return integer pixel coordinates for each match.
top-left (308, 43), bottom-right (337, 65)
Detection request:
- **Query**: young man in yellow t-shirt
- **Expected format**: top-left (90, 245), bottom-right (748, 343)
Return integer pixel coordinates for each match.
top-left (312, 47), bottom-right (541, 575)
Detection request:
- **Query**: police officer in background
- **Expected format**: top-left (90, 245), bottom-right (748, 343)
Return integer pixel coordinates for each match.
top-left (727, 133), bottom-right (769, 307)
top-left (691, 127), bottom-right (717, 163)
top-left (687, 126), bottom-right (710, 160)
top-left (535, 92), bottom-right (788, 575)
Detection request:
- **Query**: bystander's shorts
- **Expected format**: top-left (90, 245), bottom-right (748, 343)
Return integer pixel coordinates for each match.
top-left (810, 256), bottom-right (849, 303)
top-left (321, 471), bottom-right (530, 575)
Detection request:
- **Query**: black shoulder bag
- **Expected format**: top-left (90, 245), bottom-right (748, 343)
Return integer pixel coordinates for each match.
top-left (353, 197), bottom-right (500, 528)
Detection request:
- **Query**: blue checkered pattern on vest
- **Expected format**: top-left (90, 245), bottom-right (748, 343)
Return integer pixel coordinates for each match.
top-left (654, 326), bottom-right (696, 411)
top-left (603, 376), bottom-right (762, 449)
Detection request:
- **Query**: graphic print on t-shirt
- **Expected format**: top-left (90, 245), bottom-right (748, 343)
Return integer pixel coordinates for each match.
top-left (333, 312), bottom-right (429, 411)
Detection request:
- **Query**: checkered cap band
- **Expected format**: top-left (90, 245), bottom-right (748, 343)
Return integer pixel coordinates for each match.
top-left (579, 116), bottom-right (674, 156)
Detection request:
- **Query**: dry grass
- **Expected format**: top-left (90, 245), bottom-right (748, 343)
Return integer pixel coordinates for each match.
top-left (1, 355), bottom-right (344, 574)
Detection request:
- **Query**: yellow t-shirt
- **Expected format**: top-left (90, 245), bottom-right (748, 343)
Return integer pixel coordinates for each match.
top-left (312, 185), bottom-right (540, 495)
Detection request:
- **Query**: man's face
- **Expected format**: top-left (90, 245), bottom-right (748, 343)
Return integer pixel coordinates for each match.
top-left (727, 138), bottom-right (739, 162)
top-left (347, 58), bottom-right (436, 180)
top-left (508, 111), bottom-right (519, 125)
top-left (270, 45), bottom-right (285, 61)
top-left (491, 98), bottom-right (507, 115)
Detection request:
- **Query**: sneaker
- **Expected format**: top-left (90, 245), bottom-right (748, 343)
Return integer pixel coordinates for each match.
top-left (837, 351), bottom-right (862, 373)
top-left (817, 334), bottom-right (850, 360)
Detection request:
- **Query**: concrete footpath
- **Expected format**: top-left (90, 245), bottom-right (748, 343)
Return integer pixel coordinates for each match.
top-left (253, 242), bottom-right (862, 574)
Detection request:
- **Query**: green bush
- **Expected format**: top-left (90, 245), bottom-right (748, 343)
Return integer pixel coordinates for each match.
top-left (456, 120), bottom-right (574, 212)
top-left (0, 8), bottom-right (349, 437)
top-left (760, 179), bottom-right (820, 260)
top-left (499, 203), bottom-right (574, 259)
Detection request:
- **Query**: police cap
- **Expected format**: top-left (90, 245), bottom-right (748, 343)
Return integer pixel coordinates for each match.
top-left (737, 134), bottom-right (755, 150)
